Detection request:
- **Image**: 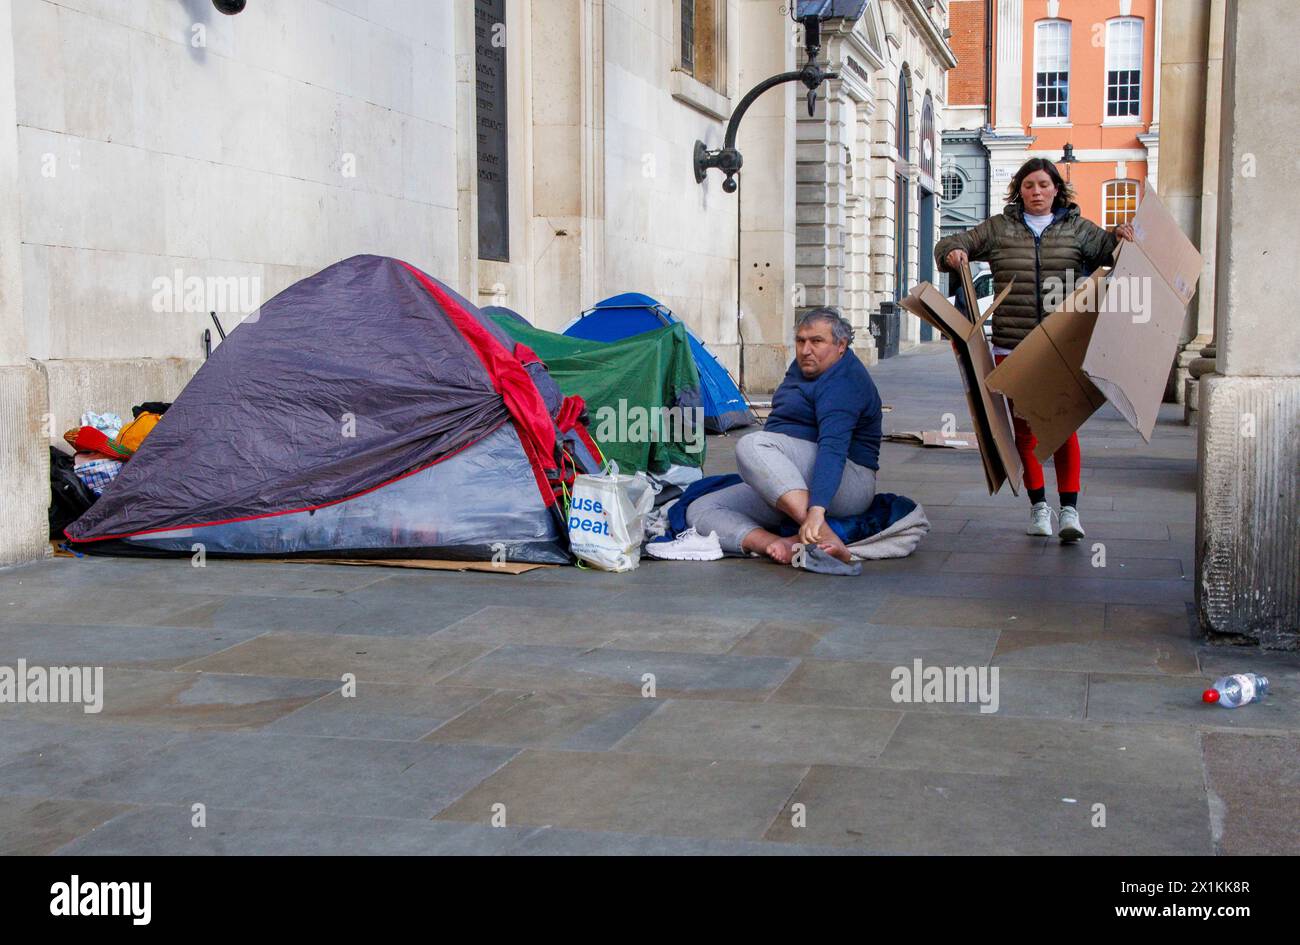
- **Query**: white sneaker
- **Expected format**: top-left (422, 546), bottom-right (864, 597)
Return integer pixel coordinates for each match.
top-left (1058, 506), bottom-right (1085, 543)
top-left (644, 527), bottom-right (723, 561)
top-left (1026, 501), bottom-right (1054, 537)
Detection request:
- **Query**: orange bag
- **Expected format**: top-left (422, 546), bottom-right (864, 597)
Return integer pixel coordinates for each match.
top-left (116, 412), bottom-right (162, 452)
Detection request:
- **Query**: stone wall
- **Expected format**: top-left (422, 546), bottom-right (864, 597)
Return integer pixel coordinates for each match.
top-left (0, 0), bottom-right (459, 566)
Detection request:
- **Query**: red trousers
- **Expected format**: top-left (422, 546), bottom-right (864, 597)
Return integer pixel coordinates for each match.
top-left (994, 353), bottom-right (1081, 494)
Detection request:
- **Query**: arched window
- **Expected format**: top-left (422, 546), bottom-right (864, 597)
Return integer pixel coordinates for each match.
top-left (1105, 17), bottom-right (1144, 119)
top-left (1103, 179), bottom-right (1141, 227)
top-left (894, 70), bottom-right (911, 300)
top-left (895, 75), bottom-right (910, 157)
top-left (920, 93), bottom-right (936, 180)
top-left (1034, 19), bottom-right (1071, 122)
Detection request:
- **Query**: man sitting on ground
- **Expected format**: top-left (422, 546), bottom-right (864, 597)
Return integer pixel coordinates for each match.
top-left (653, 308), bottom-right (882, 563)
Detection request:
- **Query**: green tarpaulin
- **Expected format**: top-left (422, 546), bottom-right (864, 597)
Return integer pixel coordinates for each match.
top-left (489, 314), bottom-right (706, 474)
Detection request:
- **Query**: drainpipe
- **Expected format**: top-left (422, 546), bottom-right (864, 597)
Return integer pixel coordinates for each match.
top-left (984, 0), bottom-right (993, 220)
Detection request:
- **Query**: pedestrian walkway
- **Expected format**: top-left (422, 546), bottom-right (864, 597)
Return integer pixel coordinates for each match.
top-left (1, 344), bottom-right (1296, 855)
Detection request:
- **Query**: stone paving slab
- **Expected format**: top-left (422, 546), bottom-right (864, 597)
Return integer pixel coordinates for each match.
top-left (992, 628), bottom-right (1200, 675)
top-left (1201, 732), bottom-right (1300, 855)
top-left (1086, 673), bottom-right (1300, 730)
top-left (177, 632), bottom-right (492, 685)
top-left (763, 765), bottom-right (1212, 854)
top-left (0, 669), bottom-right (337, 731)
top-left (437, 644), bottom-right (800, 702)
top-left (0, 622), bottom-right (263, 671)
top-left (265, 683), bottom-right (494, 741)
top-left (423, 690), bottom-right (662, 750)
top-left (768, 660), bottom-right (1089, 721)
top-left (0, 795), bottom-right (134, 855)
top-left (875, 714), bottom-right (1205, 786)
top-left (943, 551), bottom-right (1185, 581)
top-left (611, 699), bottom-right (902, 766)
top-left (52, 805), bottom-right (863, 856)
top-left (867, 594), bottom-right (1107, 632)
top-left (432, 605), bottom-right (759, 654)
top-left (2, 725), bottom-right (517, 819)
top-left (808, 623), bottom-right (1000, 666)
top-left (55, 806), bottom-right (537, 856)
top-left (434, 748), bottom-right (808, 840)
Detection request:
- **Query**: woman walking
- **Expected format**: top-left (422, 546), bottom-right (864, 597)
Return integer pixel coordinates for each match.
top-left (934, 158), bottom-right (1134, 541)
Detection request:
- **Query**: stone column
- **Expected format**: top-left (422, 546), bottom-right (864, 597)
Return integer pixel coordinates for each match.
top-left (983, 0), bottom-right (1034, 222)
top-left (527, 0), bottom-right (603, 328)
top-left (795, 66), bottom-right (849, 317)
top-left (991, 0), bottom-right (1022, 135)
top-left (1160, 0), bottom-right (1224, 411)
top-left (736, 0), bottom-right (798, 393)
top-left (0, 0), bottom-right (51, 567)
top-left (1195, 0), bottom-right (1300, 648)
top-left (793, 20), bottom-right (880, 366)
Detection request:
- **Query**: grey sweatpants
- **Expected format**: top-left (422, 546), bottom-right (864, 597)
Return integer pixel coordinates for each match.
top-left (685, 430), bottom-right (877, 554)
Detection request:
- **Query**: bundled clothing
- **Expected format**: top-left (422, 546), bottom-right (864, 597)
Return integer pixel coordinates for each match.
top-left (657, 473), bottom-right (929, 561)
top-left (73, 456), bottom-right (124, 497)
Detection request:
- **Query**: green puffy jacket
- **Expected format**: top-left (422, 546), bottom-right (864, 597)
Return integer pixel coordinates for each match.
top-left (934, 202), bottom-right (1118, 350)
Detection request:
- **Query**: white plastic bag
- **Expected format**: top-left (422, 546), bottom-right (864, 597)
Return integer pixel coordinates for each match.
top-left (567, 463), bottom-right (655, 572)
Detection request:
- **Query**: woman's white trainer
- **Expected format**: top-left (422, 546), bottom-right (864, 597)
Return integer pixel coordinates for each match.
top-left (1058, 506), bottom-right (1085, 543)
top-left (1027, 501), bottom-right (1054, 537)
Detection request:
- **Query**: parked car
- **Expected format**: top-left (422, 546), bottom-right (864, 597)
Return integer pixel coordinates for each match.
top-left (946, 265), bottom-right (995, 341)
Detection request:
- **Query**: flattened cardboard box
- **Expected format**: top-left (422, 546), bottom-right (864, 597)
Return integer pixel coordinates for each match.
top-left (986, 183), bottom-right (1202, 461)
top-left (900, 277), bottom-right (1022, 495)
top-left (885, 430), bottom-right (980, 450)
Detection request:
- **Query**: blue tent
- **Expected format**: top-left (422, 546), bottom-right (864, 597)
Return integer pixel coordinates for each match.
top-left (563, 293), bottom-right (755, 433)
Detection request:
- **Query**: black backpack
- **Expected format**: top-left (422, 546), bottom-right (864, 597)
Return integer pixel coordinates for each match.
top-left (48, 447), bottom-right (96, 539)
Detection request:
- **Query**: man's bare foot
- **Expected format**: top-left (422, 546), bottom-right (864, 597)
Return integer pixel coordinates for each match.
top-left (816, 531), bottom-right (854, 563)
top-left (763, 536), bottom-right (799, 564)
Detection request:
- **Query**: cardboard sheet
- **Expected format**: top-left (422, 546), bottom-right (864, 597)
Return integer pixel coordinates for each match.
top-left (986, 272), bottom-right (1110, 461)
top-left (900, 277), bottom-right (1022, 495)
top-left (49, 542), bottom-right (552, 573)
top-left (1080, 187), bottom-right (1199, 440)
top-left (885, 430), bottom-right (980, 450)
top-left (985, 182), bottom-right (1202, 458)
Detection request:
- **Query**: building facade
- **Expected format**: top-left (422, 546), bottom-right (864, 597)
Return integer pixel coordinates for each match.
top-left (941, 0), bottom-right (1161, 268)
top-left (776, 1), bottom-right (957, 355)
top-left (986, 0), bottom-right (1160, 225)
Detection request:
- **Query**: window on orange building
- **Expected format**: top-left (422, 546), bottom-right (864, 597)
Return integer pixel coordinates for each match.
top-left (1105, 18), bottom-right (1143, 119)
top-left (1103, 179), bottom-right (1140, 227)
top-left (1034, 20), bottom-right (1071, 122)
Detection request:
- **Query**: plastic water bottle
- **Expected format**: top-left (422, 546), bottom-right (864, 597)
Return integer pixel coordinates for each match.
top-left (1202, 674), bottom-right (1269, 708)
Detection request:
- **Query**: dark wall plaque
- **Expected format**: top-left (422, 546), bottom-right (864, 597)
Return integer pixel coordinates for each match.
top-left (475, 0), bottom-right (509, 262)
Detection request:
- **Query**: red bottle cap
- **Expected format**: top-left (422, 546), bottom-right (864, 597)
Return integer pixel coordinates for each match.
top-left (1202, 688), bottom-right (1220, 704)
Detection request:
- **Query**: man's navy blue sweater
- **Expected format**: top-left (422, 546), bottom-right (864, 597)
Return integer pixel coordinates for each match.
top-left (764, 349), bottom-right (882, 510)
